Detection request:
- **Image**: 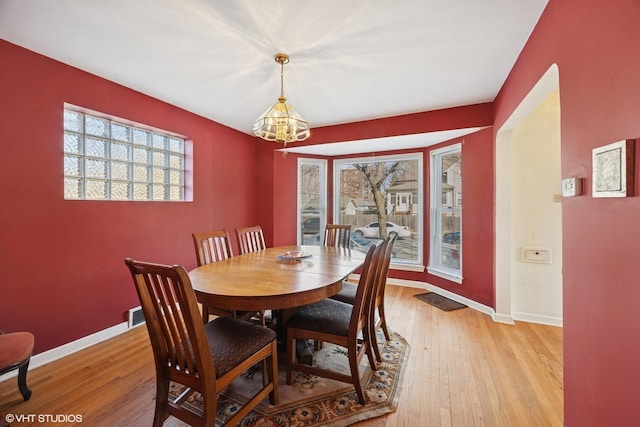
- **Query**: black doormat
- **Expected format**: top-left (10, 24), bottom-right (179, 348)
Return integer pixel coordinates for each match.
top-left (414, 292), bottom-right (467, 311)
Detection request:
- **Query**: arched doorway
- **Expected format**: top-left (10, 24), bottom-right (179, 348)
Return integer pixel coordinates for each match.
top-left (495, 64), bottom-right (563, 326)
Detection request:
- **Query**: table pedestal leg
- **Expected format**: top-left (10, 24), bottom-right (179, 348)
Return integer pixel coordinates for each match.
top-left (296, 339), bottom-right (314, 365)
top-left (276, 309), bottom-right (316, 365)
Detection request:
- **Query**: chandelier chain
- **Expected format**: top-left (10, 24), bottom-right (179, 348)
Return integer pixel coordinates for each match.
top-left (280, 60), bottom-right (285, 99)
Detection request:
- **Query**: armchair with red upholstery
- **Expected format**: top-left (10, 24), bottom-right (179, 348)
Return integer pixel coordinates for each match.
top-left (0, 331), bottom-right (34, 401)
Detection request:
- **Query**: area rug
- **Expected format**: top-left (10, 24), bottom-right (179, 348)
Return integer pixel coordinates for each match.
top-left (168, 330), bottom-right (409, 426)
top-left (414, 292), bottom-right (467, 311)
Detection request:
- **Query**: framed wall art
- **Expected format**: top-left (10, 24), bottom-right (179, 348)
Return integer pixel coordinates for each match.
top-left (592, 139), bottom-right (635, 198)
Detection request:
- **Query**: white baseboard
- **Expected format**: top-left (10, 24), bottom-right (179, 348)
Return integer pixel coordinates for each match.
top-left (383, 276), bottom-right (496, 317)
top-left (512, 311), bottom-right (563, 327)
top-left (0, 322), bottom-right (129, 383)
top-left (492, 312), bottom-right (516, 325)
top-left (385, 277), bottom-right (553, 327)
top-left (384, 277), bottom-right (425, 289)
top-left (1, 282), bottom-right (561, 386)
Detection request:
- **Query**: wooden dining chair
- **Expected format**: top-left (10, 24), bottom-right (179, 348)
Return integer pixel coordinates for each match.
top-left (235, 225), bottom-right (266, 255)
top-left (192, 230), bottom-right (260, 324)
top-left (366, 234), bottom-right (396, 361)
top-left (323, 224), bottom-right (351, 249)
top-left (192, 229), bottom-right (233, 266)
top-left (234, 225), bottom-right (271, 326)
top-left (285, 243), bottom-right (383, 405)
top-left (330, 235), bottom-right (396, 363)
top-left (124, 258), bottom-right (278, 427)
top-left (0, 331), bottom-right (34, 401)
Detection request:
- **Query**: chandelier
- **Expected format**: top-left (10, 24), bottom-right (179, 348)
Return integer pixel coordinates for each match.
top-left (253, 53), bottom-right (310, 149)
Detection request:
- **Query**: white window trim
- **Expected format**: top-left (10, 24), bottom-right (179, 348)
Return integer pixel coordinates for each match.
top-left (297, 158), bottom-right (327, 245)
top-left (428, 143), bottom-right (463, 283)
top-left (391, 262), bottom-right (426, 273)
top-left (333, 152), bottom-right (423, 267)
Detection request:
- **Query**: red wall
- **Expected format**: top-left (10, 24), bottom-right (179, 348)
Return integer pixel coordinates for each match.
top-left (1, 38), bottom-right (495, 355)
top-left (304, 103), bottom-right (493, 148)
top-left (8, 1), bottom-right (638, 421)
top-left (0, 40), bottom-right (257, 353)
top-left (267, 110), bottom-right (495, 307)
top-left (494, 0), bottom-right (640, 425)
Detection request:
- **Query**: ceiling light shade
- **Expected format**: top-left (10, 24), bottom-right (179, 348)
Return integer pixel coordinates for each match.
top-left (253, 53), bottom-right (310, 148)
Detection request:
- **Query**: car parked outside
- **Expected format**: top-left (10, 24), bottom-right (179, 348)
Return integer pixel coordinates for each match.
top-left (301, 217), bottom-right (320, 234)
top-left (350, 232), bottom-right (376, 252)
top-left (354, 221), bottom-right (411, 238)
top-left (442, 231), bottom-right (460, 244)
top-left (302, 231), bottom-right (376, 254)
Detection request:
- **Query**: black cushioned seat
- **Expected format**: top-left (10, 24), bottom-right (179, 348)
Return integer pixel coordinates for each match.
top-left (285, 243), bottom-right (386, 405)
top-left (204, 316), bottom-right (276, 378)
top-left (329, 235), bottom-right (396, 363)
top-left (330, 281), bottom-right (357, 304)
top-left (286, 298), bottom-right (353, 337)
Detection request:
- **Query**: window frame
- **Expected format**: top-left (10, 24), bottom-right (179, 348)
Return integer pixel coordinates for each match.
top-left (297, 158), bottom-right (327, 245)
top-left (428, 142), bottom-right (463, 283)
top-left (63, 105), bottom-right (189, 201)
top-left (333, 153), bottom-right (423, 269)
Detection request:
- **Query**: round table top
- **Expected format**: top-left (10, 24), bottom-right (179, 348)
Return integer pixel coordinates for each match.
top-left (189, 245), bottom-right (365, 311)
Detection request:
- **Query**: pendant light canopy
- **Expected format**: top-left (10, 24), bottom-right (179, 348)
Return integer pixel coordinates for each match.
top-left (253, 53), bottom-right (310, 148)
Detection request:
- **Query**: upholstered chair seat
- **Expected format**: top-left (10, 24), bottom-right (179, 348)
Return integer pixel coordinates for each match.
top-left (330, 235), bottom-right (396, 363)
top-left (0, 331), bottom-right (35, 401)
top-left (204, 317), bottom-right (276, 378)
top-left (125, 258), bottom-right (278, 427)
top-left (285, 243), bottom-right (385, 405)
top-left (286, 298), bottom-right (353, 337)
top-left (329, 281), bottom-right (357, 305)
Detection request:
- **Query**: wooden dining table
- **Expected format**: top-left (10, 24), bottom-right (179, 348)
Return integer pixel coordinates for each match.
top-left (189, 245), bottom-right (366, 313)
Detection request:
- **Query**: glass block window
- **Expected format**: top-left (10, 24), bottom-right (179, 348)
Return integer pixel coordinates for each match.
top-left (63, 109), bottom-right (185, 201)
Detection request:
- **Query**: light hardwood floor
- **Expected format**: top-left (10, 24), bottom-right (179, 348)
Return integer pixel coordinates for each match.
top-left (0, 285), bottom-right (563, 426)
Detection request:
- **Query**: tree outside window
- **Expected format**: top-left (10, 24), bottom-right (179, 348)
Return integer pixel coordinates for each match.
top-left (334, 154), bottom-right (422, 264)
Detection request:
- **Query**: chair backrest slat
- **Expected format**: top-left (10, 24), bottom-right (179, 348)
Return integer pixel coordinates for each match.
top-left (125, 259), bottom-right (215, 383)
top-left (323, 224), bottom-right (351, 249)
top-left (373, 235), bottom-right (396, 307)
top-left (159, 274), bottom-right (195, 372)
top-left (235, 225), bottom-right (266, 255)
top-left (349, 242), bottom-right (384, 339)
top-left (193, 230), bottom-right (233, 266)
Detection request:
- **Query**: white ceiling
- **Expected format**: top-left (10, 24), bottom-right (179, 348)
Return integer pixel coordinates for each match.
top-left (0, 0), bottom-right (548, 155)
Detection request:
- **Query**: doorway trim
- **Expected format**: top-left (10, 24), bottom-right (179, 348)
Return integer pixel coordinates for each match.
top-left (495, 63), bottom-right (560, 324)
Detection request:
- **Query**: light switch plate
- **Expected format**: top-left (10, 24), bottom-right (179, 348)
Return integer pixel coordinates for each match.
top-left (561, 177), bottom-right (581, 197)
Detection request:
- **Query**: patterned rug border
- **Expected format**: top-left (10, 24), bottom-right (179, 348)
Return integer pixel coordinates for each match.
top-left (171, 330), bottom-right (410, 426)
